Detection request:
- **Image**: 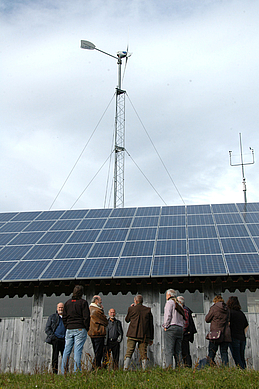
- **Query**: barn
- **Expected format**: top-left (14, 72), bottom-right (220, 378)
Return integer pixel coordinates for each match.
top-left (0, 201), bottom-right (259, 372)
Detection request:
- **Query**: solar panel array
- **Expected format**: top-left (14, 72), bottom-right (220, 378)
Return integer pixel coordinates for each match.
top-left (0, 203), bottom-right (259, 282)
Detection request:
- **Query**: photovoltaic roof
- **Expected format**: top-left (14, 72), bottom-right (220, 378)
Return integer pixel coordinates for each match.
top-left (0, 202), bottom-right (259, 282)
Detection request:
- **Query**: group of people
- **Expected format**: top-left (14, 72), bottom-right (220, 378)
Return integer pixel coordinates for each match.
top-left (45, 285), bottom-right (248, 373)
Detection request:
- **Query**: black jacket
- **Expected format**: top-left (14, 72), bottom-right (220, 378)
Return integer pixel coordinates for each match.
top-left (45, 312), bottom-right (60, 344)
top-left (63, 298), bottom-right (90, 331)
top-left (105, 318), bottom-right (123, 344)
top-left (183, 306), bottom-right (197, 343)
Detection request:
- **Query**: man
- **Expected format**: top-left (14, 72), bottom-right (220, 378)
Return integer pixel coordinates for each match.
top-left (88, 295), bottom-right (108, 369)
top-left (61, 285), bottom-right (90, 373)
top-left (177, 296), bottom-right (197, 368)
top-left (162, 289), bottom-right (185, 368)
top-left (104, 308), bottom-right (123, 369)
top-left (45, 302), bottom-right (66, 374)
top-left (124, 294), bottom-right (154, 370)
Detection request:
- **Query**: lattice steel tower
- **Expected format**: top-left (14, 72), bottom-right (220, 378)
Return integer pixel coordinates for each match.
top-left (81, 40), bottom-right (131, 208)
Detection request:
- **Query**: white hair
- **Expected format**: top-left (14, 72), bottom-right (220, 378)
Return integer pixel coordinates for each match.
top-left (177, 296), bottom-right (185, 305)
top-left (166, 289), bottom-right (177, 298)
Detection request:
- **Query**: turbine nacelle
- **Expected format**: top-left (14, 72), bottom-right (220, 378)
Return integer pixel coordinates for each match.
top-left (117, 50), bottom-right (132, 59)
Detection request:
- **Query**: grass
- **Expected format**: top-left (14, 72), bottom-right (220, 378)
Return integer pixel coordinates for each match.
top-left (0, 367), bottom-right (259, 389)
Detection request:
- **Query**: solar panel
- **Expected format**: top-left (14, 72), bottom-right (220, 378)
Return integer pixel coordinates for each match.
top-left (0, 233), bottom-right (17, 245)
top-left (221, 237), bottom-right (257, 253)
top-left (0, 262), bottom-right (18, 279)
top-left (187, 214), bottom-right (214, 225)
top-left (40, 259), bottom-right (83, 279)
top-left (214, 213), bottom-right (243, 224)
top-left (237, 202), bottom-right (259, 212)
top-left (211, 204), bottom-right (238, 213)
top-left (152, 256), bottom-right (188, 276)
top-left (187, 225), bottom-right (217, 239)
top-left (246, 224), bottom-right (259, 237)
top-left (77, 258), bottom-right (117, 278)
top-left (161, 205), bottom-right (185, 215)
top-left (128, 227), bottom-right (157, 241)
top-left (60, 209), bottom-right (89, 219)
top-left (12, 211), bottom-right (41, 221)
top-left (89, 242), bottom-right (123, 258)
top-left (136, 206), bottom-right (160, 216)
top-left (0, 212), bottom-right (18, 222)
top-left (157, 226), bottom-right (186, 240)
top-left (122, 240), bottom-right (155, 257)
top-left (10, 232), bottom-right (45, 245)
top-left (24, 220), bottom-right (56, 232)
top-left (110, 207), bottom-right (136, 217)
top-left (225, 253), bottom-right (259, 274)
top-left (241, 213), bottom-right (259, 223)
top-left (50, 219), bottom-right (81, 231)
top-left (105, 217), bottom-right (132, 229)
top-left (186, 204), bottom-right (211, 214)
top-left (189, 238), bottom-right (221, 254)
top-left (132, 216), bottom-right (159, 228)
top-left (67, 230), bottom-right (100, 243)
top-left (36, 210), bottom-right (65, 221)
top-left (155, 240), bottom-right (186, 255)
top-left (56, 243), bottom-right (92, 259)
top-left (114, 257), bottom-right (152, 277)
top-left (160, 215), bottom-right (186, 226)
top-left (78, 218), bottom-right (106, 230)
top-left (0, 202), bottom-right (259, 281)
top-left (0, 221), bottom-right (30, 233)
top-left (23, 244), bottom-right (62, 260)
top-left (189, 254), bottom-right (227, 275)
top-left (38, 231), bottom-right (73, 244)
top-left (217, 224), bottom-right (249, 238)
top-left (0, 245), bottom-right (32, 261)
top-left (97, 228), bottom-right (128, 242)
top-left (4, 260), bottom-right (50, 281)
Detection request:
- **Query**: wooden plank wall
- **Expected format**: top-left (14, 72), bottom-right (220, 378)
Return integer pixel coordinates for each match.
top-left (0, 312), bottom-right (259, 372)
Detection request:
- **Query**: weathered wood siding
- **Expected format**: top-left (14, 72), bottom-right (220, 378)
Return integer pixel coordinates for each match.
top-left (0, 312), bottom-right (259, 372)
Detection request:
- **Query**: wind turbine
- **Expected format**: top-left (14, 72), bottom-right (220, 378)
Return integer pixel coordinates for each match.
top-left (81, 40), bottom-right (132, 208)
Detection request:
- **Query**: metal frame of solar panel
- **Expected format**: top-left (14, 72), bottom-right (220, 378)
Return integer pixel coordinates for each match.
top-left (0, 203), bottom-right (259, 282)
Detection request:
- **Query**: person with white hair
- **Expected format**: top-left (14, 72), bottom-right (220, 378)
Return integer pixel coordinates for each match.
top-left (162, 289), bottom-right (186, 368)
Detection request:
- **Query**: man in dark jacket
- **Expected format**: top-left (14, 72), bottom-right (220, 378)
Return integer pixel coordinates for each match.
top-left (103, 308), bottom-right (123, 369)
top-left (124, 294), bottom-right (154, 370)
top-left (61, 285), bottom-right (90, 373)
top-left (177, 296), bottom-right (197, 368)
top-left (45, 302), bottom-right (66, 374)
top-left (88, 295), bottom-right (108, 369)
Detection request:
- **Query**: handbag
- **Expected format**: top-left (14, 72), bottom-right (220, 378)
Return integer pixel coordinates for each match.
top-left (206, 330), bottom-right (223, 342)
top-left (206, 309), bottom-right (230, 343)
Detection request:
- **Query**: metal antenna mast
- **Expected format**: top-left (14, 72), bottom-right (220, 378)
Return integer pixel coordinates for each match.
top-left (229, 133), bottom-right (255, 204)
top-left (81, 40), bottom-right (131, 208)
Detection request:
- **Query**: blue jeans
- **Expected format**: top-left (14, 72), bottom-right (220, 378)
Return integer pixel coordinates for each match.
top-left (229, 338), bottom-right (246, 369)
top-left (61, 328), bottom-right (87, 373)
top-left (208, 341), bottom-right (229, 366)
top-left (164, 325), bottom-right (183, 367)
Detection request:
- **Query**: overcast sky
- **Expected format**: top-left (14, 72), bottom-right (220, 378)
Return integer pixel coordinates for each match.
top-left (1, 0), bottom-right (259, 213)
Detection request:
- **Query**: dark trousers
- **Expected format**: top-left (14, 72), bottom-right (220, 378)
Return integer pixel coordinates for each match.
top-left (182, 337), bottom-right (192, 368)
top-left (229, 338), bottom-right (246, 369)
top-left (208, 341), bottom-right (229, 366)
top-left (51, 337), bottom-right (65, 374)
top-left (91, 337), bottom-right (105, 368)
top-left (104, 340), bottom-right (120, 369)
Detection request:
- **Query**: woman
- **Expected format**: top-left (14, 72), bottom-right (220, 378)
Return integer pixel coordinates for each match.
top-left (205, 295), bottom-right (231, 365)
top-left (61, 285), bottom-right (90, 373)
top-left (227, 296), bottom-right (248, 369)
